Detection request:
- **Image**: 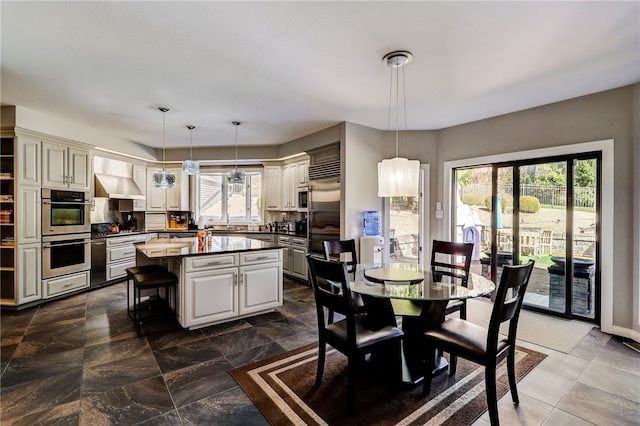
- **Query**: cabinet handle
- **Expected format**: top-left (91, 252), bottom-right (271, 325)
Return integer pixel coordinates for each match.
top-left (206, 261), bottom-right (221, 266)
top-left (254, 256), bottom-right (269, 260)
top-left (123, 251), bottom-right (135, 256)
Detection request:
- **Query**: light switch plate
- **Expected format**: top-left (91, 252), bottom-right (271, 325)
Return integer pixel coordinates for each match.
top-left (436, 210), bottom-right (444, 219)
top-left (436, 201), bottom-right (442, 210)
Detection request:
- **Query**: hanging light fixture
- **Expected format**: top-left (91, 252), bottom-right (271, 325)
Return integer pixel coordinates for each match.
top-left (227, 121), bottom-right (246, 186)
top-left (152, 107), bottom-right (176, 188)
top-left (377, 50), bottom-right (420, 197)
top-left (182, 125), bottom-right (200, 175)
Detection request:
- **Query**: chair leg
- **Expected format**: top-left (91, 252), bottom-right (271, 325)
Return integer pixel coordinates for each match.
top-left (423, 347), bottom-right (435, 395)
top-left (315, 340), bottom-right (326, 387)
top-left (485, 365), bottom-right (500, 426)
top-left (346, 358), bottom-right (358, 415)
top-left (460, 302), bottom-right (467, 320)
top-left (507, 348), bottom-right (519, 405)
top-left (449, 354), bottom-right (458, 376)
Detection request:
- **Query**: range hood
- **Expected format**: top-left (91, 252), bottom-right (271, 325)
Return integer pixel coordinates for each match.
top-left (94, 173), bottom-right (145, 200)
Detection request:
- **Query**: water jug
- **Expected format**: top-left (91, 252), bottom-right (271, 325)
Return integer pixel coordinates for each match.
top-left (363, 210), bottom-right (381, 236)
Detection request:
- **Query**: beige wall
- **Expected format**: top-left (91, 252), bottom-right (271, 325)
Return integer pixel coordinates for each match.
top-left (633, 84), bottom-right (640, 340)
top-left (435, 85), bottom-right (637, 332)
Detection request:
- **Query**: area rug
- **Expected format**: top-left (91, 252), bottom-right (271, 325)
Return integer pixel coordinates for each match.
top-left (230, 343), bottom-right (546, 426)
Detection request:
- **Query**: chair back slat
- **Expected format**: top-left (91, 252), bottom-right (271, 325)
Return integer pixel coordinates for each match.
top-left (487, 260), bottom-right (535, 350)
top-left (323, 240), bottom-right (358, 275)
top-left (307, 255), bottom-right (356, 321)
top-left (431, 240), bottom-right (474, 285)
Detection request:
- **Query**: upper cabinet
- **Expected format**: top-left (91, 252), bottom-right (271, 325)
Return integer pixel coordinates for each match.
top-left (263, 156), bottom-right (309, 212)
top-left (264, 165), bottom-right (282, 210)
top-left (42, 140), bottom-right (91, 191)
top-left (296, 159), bottom-right (309, 187)
top-left (146, 167), bottom-right (188, 212)
top-left (15, 133), bottom-right (41, 186)
top-left (132, 164), bottom-right (146, 211)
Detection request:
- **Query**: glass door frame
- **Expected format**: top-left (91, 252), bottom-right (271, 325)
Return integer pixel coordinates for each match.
top-left (453, 152), bottom-right (601, 323)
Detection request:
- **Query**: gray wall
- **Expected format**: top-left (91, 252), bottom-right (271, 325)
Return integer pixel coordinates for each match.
top-left (633, 84), bottom-right (640, 337)
top-left (435, 85), bottom-right (637, 331)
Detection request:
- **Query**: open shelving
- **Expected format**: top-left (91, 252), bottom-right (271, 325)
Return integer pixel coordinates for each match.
top-left (0, 137), bottom-right (15, 302)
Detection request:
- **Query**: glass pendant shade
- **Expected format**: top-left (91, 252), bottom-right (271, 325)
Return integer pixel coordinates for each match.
top-left (182, 125), bottom-right (200, 175)
top-left (377, 157), bottom-right (419, 197)
top-left (182, 159), bottom-right (200, 175)
top-left (227, 168), bottom-right (246, 185)
top-left (152, 169), bottom-right (176, 188)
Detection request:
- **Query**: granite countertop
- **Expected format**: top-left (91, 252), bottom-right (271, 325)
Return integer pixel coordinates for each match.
top-left (135, 236), bottom-right (283, 258)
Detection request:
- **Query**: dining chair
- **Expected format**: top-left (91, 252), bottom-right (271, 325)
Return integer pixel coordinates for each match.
top-left (422, 260), bottom-right (535, 426)
top-left (323, 239), bottom-right (365, 322)
top-left (430, 240), bottom-right (474, 319)
top-left (307, 255), bottom-right (404, 414)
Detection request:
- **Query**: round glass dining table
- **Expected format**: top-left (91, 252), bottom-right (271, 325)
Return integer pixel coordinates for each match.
top-left (350, 263), bottom-right (496, 385)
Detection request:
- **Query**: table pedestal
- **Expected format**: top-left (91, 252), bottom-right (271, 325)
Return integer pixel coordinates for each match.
top-left (361, 295), bottom-right (450, 386)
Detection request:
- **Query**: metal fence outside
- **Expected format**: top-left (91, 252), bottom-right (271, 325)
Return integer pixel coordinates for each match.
top-left (460, 183), bottom-right (595, 209)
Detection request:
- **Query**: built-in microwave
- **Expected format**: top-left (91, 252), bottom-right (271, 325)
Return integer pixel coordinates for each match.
top-left (297, 187), bottom-right (308, 211)
top-left (42, 188), bottom-right (91, 236)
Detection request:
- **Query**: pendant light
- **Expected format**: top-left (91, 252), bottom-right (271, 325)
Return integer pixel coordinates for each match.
top-left (182, 125), bottom-right (200, 175)
top-left (227, 121), bottom-right (246, 185)
top-left (377, 51), bottom-right (420, 197)
top-left (152, 107), bottom-right (176, 188)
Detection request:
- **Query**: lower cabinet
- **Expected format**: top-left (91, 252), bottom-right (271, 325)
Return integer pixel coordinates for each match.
top-left (180, 249), bottom-right (283, 329)
top-left (278, 235), bottom-right (308, 281)
top-left (106, 234), bottom-right (149, 282)
top-left (183, 267), bottom-right (239, 327)
top-left (17, 243), bottom-right (41, 304)
top-left (42, 270), bottom-right (89, 299)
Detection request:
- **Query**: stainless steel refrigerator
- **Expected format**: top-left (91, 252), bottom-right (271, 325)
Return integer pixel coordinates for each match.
top-left (308, 178), bottom-right (340, 255)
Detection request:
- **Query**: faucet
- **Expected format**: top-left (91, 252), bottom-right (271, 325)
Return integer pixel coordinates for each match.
top-left (226, 216), bottom-right (233, 230)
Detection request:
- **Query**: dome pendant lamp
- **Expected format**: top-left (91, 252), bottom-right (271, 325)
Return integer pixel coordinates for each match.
top-left (182, 125), bottom-right (200, 175)
top-left (152, 107), bottom-right (176, 188)
top-left (227, 121), bottom-right (246, 186)
top-left (377, 51), bottom-right (420, 197)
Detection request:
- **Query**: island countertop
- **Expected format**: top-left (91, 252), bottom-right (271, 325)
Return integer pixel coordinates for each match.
top-left (135, 236), bottom-right (282, 258)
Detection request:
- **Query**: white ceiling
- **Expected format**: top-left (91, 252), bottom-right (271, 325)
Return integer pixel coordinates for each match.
top-left (1, 1), bottom-right (639, 149)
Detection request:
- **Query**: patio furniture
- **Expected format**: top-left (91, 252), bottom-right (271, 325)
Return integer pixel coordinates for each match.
top-left (539, 230), bottom-right (553, 255)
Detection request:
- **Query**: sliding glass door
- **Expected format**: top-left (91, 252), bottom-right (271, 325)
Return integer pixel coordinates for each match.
top-left (454, 154), bottom-right (600, 322)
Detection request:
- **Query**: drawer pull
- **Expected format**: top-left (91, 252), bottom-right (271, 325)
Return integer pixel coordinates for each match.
top-left (123, 251), bottom-right (135, 256)
top-left (206, 261), bottom-right (222, 265)
top-left (254, 256), bottom-right (269, 260)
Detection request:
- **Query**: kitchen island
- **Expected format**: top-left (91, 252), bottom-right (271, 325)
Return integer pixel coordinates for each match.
top-left (135, 236), bottom-right (283, 329)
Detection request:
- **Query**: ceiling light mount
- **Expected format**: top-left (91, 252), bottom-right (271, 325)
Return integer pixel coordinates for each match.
top-left (383, 50), bottom-right (413, 68)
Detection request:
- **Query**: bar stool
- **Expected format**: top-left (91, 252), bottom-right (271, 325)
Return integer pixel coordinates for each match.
top-left (127, 268), bottom-right (178, 328)
top-left (126, 264), bottom-right (167, 317)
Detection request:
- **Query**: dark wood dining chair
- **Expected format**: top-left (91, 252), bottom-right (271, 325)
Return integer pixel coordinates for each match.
top-left (307, 255), bottom-right (404, 414)
top-left (422, 260), bottom-right (535, 426)
top-left (431, 240), bottom-right (474, 319)
top-left (323, 239), bottom-right (365, 322)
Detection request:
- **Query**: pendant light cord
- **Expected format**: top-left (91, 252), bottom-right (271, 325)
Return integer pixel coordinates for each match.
top-left (233, 121), bottom-right (241, 169)
top-left (161, 108), bottom-right (167, 171)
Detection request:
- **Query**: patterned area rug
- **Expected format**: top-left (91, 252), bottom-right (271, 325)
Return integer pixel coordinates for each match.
top-left (230, 343), bottom-right (546, 426)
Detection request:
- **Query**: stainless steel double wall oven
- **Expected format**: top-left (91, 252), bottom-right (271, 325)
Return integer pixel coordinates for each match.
top-left (41, 188), bottom-right (92, 279)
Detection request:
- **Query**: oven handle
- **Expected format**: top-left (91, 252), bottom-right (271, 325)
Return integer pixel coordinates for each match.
top-left (42, 201), bottom-right (92, 205)
top-left (43, 240), bottom-right (92, 249)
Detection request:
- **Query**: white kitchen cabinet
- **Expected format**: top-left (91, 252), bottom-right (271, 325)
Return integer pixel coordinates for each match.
top-left (146, 167), bottom-right (188, 212)
top-left (282, 163), bottom-right (297, 211)
top-left (16, 133), bottom-right (41, 186)
top-left (278, 235), bottom-right (308, 281)
top-left (179, 249), bottom-right (283, 329)
top-left (42, 140), bottom-right (91, 191)
top-left (184, 267), bottom-right (239, 327)
top-left (42, 270), bottom-right (89, 299)
top-left (296, 159), bottom-right (309, 187)
top-left (264, 165), bottom-right (282, 210)
top-left (16, 186), bottom-right (41, 245)
top-left (132, 164), bottom-right (146, 211)
top-left (106, 234), bottom-right (148, 281)
top-left (16, 243), bottom-right (41, 304)
top-left (239, 262), bottom-right (283, 315)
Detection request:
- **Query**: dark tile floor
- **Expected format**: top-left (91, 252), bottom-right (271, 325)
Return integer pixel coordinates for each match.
top-left (2, 278), bottom-right (638, 425)
top-left (1, 278), bottom-right (318, 425)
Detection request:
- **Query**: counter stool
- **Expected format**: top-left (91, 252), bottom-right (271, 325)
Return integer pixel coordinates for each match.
top-left (126, 264), bottom-right (168, 317)
top-left (128, 269), bottom-right (178, 329)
